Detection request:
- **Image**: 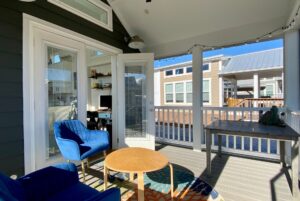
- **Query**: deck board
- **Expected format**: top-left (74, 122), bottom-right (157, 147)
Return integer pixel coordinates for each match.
top-left (81, 144), bottom-right (294, 201)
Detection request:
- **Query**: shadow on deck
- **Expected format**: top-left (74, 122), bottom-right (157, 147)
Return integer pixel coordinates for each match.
top-left (79, 144), bottom-right (294, 201)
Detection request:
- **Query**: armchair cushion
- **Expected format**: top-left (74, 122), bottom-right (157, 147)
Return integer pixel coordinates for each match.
top-left (18, 163), bottom-right (78, 201)
top-left (0, 172), bottom-right (25, 201)
top-left (80, 130), bottom-right (109, 160)
top-left (54, 120), bottom-right (109, 161)
top-left (47, 183), bottom-right (102, 201)
top-left (0, 163), bottom-right (120, 201)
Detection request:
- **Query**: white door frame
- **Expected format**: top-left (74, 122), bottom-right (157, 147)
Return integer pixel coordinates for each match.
top-left (116, 53), bottom-right (155, 150)
top-left (33, 29), bottom-right (86, 169)
top-left (23, 14), bottom-right (122, 173)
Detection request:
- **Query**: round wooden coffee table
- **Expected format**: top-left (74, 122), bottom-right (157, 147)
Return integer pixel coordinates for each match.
top-left (104, 147), bottom-right (174, 201)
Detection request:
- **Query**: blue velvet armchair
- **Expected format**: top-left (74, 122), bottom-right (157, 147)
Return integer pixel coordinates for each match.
top-left (54, 120), bottom-right (109, 182)
top-left (0, 163), bottom-right (120, 201)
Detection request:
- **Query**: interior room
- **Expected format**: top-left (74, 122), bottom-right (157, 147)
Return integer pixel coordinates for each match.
top-left (86, 48), bottom-right (113, 148)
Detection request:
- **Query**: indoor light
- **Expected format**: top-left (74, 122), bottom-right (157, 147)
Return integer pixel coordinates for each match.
top-left (19, 0), bottom-right (36, 2)
top-left (128, 35), bottom-right (145, 49)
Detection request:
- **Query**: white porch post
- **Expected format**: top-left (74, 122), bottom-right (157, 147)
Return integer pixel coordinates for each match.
top-left (285, 31), bottom-right (300, 110)
top-left (192, 46), bottom-right (203, 151)
top-left (281, 71), bottom-right (284, 98)
top-left (253, 73), bottom-right (260, 99)
top-left (233, 79), bottom-right (238, 98)
top-left (253, 73), bottom-right (260, 107)
top-left (284, 30), bottom-right (300, 199)
top-left (219, 76), bottom-right (224, 106)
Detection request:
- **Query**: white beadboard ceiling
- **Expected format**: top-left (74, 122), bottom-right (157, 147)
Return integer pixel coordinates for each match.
top-left (108, 0), bottom-right (298, 58)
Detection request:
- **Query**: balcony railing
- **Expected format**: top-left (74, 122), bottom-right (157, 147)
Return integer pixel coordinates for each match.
top-left (226, 97), bottom-right (284, 108)
top-left (155, 106), bottom-right (287, 161)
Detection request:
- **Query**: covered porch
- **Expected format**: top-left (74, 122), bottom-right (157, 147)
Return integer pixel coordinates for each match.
top-left (1, 0), bottom-right (300, 201)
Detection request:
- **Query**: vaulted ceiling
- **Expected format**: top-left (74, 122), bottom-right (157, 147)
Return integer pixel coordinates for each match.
top-left (108, 0), bottom-right (299, 58)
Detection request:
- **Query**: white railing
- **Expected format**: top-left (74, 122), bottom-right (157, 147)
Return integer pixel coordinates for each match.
top-left (227, 97), bottom-right (284, 108)
top-left (155, 106), bottom-right (193, 147)
top-left (155, 106), bottom-right (287, 160)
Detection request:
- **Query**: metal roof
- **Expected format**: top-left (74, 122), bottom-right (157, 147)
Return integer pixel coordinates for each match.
top-left (220, 48), bottom-right (283, 75)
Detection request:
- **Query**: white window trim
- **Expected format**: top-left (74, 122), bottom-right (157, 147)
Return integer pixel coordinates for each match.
top-left (164, 83), bottom-right (174, 104)
top-left (185, 66), bottom-right (193, 74)
top-left (163, 78), bottom-right (211, 105)
top-left (203, 78), bottom-right (212, 105)
top-left (185, 81), bottom-right (193, 104)
top-left (164, 69), bottom-right (173, 78)
top-left (48, 0), bottom-right (113, 31)
top-left (172, 63), bottom-right (212, 76)
top-left (174, 82), bottom-right (185, 103)
top-left (164, 69), bottom-right (174, 77)
top-left (202, 63), bottom-right (211, 73)
top-left (164, 81), bottom-right (186, 105)
top-left (174, 68), bottom-right (185, 76)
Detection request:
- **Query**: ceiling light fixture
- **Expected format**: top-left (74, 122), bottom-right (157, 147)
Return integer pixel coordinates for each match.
top-left (128, 35), bottom-right (145, 49)
top-left (19, 0), bottom-right (36, 2)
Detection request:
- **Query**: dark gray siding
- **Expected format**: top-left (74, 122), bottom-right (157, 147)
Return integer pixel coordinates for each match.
top-left (0, 0), bottom-right (136, 176)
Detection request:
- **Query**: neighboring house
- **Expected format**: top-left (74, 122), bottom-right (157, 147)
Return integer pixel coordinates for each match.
top-left (154, 48), bottom-right (284, 107)
top-left (154, 55), bottom-right (223, 106)
top-left (219, 48), bottom-right (284, 106)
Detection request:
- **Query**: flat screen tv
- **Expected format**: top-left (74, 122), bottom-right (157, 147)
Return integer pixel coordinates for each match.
top-left (100, 95), bottom-right (112, 109)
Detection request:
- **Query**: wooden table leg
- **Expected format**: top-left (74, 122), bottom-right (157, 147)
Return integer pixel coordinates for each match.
top-left (169, 163), bottom-right (174, 198)
top-left (291, 139), bottom-right (299, 201)
top-left (280, 140), bottom-right (286, 168)
top-left (137, 172), bottom-right (144, 201)
top-left (104, 165), bottom-right (108, 190)
top-left (206, 129), bottom-right (212, 176)
top-left (218, 134), bottom-right (222, 157)
top-left (129, 172), bottom-right (135, 181)
top-left (86, 158), bottom-right (90, 168)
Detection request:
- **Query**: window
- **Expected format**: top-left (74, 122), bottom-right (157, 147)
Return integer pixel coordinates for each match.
top-left (175, 68), bottom-right (184, 75)
top-left (261, 84), bottom-right (274, 97)
top-left (165, 84), bottom-right (173, 102)
top-left (203, 80), bottom-right (210, 102)
top-left (186, 82), bottom-right (192, 103)
top-left (266, 85), bottom-right (274, 97)
top-left (48, 0), bottom-right (113, 31)
top-left (164, 80), bottom-right (210, 104)
top-left (203, 64), bottom-right (209, 71)
top-left (186, 67), bottom-right (192, 73)
top-left (175, 83), bottom-right (184, 103)
top-left (165, 70), bottom-right (173, 76)
top-left (186, 64), bottom-right (209, 74)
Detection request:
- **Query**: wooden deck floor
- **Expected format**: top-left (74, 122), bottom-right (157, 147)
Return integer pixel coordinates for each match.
top-left (82, 144), bottom-right (294, 201)
top-left (157, 144), bottom-right (293, 201)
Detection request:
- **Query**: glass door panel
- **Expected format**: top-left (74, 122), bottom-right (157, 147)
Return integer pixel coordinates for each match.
top-left (117, 53), bottom-right (155, 150)
top-left (125, 66), bottom-right (146, 138)
top-left (46, 46), bottom-right (78, 159)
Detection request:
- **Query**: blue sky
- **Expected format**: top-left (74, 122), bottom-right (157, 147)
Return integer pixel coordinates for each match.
top-left (154, 39), bottom-right (283, 68)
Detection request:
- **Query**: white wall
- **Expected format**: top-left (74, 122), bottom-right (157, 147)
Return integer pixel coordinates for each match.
top-left (154, 71), bottom-right (161, 106)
